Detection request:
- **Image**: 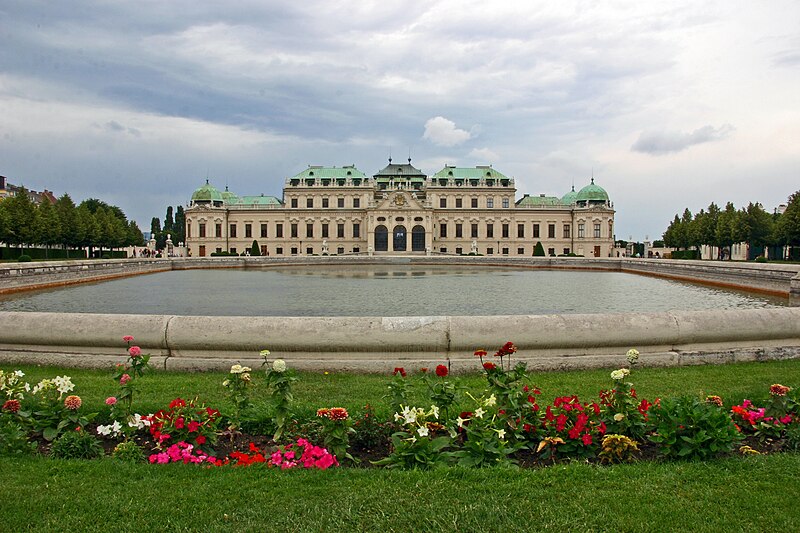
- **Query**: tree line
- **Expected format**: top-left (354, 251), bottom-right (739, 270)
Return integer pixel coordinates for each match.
top-left (149, 205), bottom-right (185, 251)
top-left (0, 187), bottom-right (144, 257)
top-left (662, 190), bottom-right (800, 259)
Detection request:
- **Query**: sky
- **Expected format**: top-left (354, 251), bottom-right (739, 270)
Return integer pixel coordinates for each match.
top-left (1, 1), bottom-right (798, 241)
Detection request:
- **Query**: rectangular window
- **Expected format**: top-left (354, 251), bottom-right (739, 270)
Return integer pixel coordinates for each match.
top-left (276, 223), bottom-right (283, 238)
top-left (594, 223), bottom-right (601, 238)
top-left (487, 247), bottom-right (494, 255)
top-left (487, 223), bottom-right (494, 238)
top-left (548, 224), bottom-right (555, 239)
top-left (471, 223), bottom-right (478, 238)
top-left (440, 197), bottom-right (447, 208)
top-left (517, 223), bottom-right (524, 238)
top-left (578, 224), bottom-right (585, 238)
top-left (199, 223), bottom-right (206, 238)
top-left (230, 247), bottom-right (237, 255)
top-left (487, 197), bottom-right (494, 208)
top-left (563, 247), bottom-right (570, 255)
top-left (306, 246), bottom-right (313, 255)
top-left (440, 247), bottom-right (447, 253)
top-left (337, 223), bottom-right (345, 238)
top-left (548, 247), bottom-right (555, 256)
top-left (337, 247), bottom-right (344, 254)
top-left (322, 223), bottom-right (329, 238)
top-left (456, 224), bottom-right (463, 238)
top-left (353, 198), bottom-right (360, 208)
top-left (260, 224), bottom-right (268, 238)
top-left (291, 247), bottom-right (298, 255)
top-left (456, 198), bottom-right (463, 208)
top-left (563, 224), bottom-right (570, 239)
top-left (245, 224), bottom-right (252, 238)
top-left (199, 245), bottom-right (205, 256)
top-left (291, 198), bottom-right (298, 208)
top-left (456, 247), bottom-right (463, 255)
top-left (517, 247), bottom-right (525, 255)
top-left (440, 223), bottom-right (447, 238)
top-left (186, 222), bottom-right (191, 239)
top-left (502, 198), bottom-right (510, 208)
top-left (322, 198), bottom-right (329, 208)
top-left (306, 198), bottom-right (313, 208)
top-left (353, 222), bottom-right (360, 238)
top-left (502, 223), bottom-right (509, 239)
top-left (533, 224), bottom-right (540, 238)
top-left (337, 198), bottom-right (345, 208)
top-left (215, 224), bottom-right (222, 238)
top-left (353, 246), bottom-right (360, 253)
top-left (276, 247), bottom-right (283, 255)
top-left (229, 224), bottom-right (237, 238)
top-left (260, 245), bottom-right (268, 255)
top-left (471, 198), bottom-right (478, 208)
top-left (306, 223), bottom-right (314, 238)
top-left (290, 223), bottom-right (298, 238)
top-left (502, 247), bottom-right (509, 255)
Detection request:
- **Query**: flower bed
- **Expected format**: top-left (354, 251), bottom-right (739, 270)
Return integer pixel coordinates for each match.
top-left (2, 339), bottom-right (799, 468)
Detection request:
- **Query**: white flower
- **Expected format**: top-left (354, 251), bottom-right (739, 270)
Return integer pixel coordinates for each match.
top-left (222, 380), bottom-right (230, 387)
top-left (260, 349), bottom-right (271, 358)
top-left (431, 405), bottom-right (440, 419)
top-left (456, 417), bottom-right (466, 428)
top-left (230, 364), bottom-right (243, 374)
top-left (407, 437), bottom-right (417, 444)
top-left (626, 348), bottom-right (640, 365)
top-left (394, 412), bottom-right (402, 422)
top-left (14, 370), bottom-right (24, 378)
top-left (53, 375), bottom-right (75, 395)
top-left (614, 413), bottom-right (626, 422)
top-left (417, 426), bottom-right (429, 437)
top-left (475, 408), bottom-right (486, 419)
top-left (272, 359), bottom-right (287, 373)
top-left (496, 429), bottom-right (506, 440)
top-left (621, 368), bottom-right (630, 377)
top-left (610, 370), bottom-right (625, 381)
top-left (128, 413), bottom-right (151, 429)
top-left (96, 425), bottom-right (112, 436)
top-left (485, 394), bottom-right (497, 407)
top-left (402, 406), bottom-right (417, 424)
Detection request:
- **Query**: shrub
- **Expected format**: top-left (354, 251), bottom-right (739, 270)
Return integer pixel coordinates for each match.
top-left (250, 240), bottom-right (261, 256)
top-left (351, 404), bottom-right (393, 452)
top-left (533, 242), bottom-right (545, 256)
top-left (755, 256), bottom-right (768, 263)
top-left (112, 440), bottom-right (146, 462)
top-left (50, 429), bottom-right (103, 459)
top-left (0, 417), bottom-right (37, 457)
top-left (649, 397), bottom-right (741, 459)
top-left (17, 255), bottom-right (32, 262)
top-left (598, 434), bottom-right (639, 464)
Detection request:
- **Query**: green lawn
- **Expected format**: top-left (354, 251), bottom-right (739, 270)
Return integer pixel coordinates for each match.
top-left (2, 359), bottom-right (800, 531)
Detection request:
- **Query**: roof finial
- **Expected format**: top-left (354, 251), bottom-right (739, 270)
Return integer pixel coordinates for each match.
top-left (408, 147), bottom-right (412, 164)
top-left (591, 167), bottom-right (594, 184)
top-left (388, 147), bottom-right (392, 164)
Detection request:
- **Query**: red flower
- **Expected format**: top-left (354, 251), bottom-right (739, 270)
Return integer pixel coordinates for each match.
top-left (169, 398), bottom-right (186, 409)
top-left (196, 435), bottom-right (207, 445)
top-left (328, 407), bottom-right (349, 420)
top-left (393, 367), bottom-right (407, 378)
top-left (188, 420), bottom-right (201, 432)
top-left (2, 399), bottom-right (21, 413)
top-left (175, 417), bottom-right (185, 429)
top-left (122, 335), bottom-right (134, 343)
top-left (435, 364), bottom-right (448, 377)
top-left (582, 433), bottom-right (593, 446)
top-left (556, 414), bottom-right (568, 432)
top-left (482, 362), bottom-right (496, 371)
top-left (419, 367), bottom-right (429, 373)
top-left (770, 384), bottom-right (791, 396)
top-left (568, 427), bottom-right (581, 440)
top-left (474, 349), bottom-right (487, 357)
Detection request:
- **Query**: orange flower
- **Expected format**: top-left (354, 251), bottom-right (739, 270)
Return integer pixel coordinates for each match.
top-left (64, 395), bottom-right (82, 410)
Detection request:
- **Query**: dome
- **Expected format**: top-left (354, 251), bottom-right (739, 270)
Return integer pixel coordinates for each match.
top-left (191, 180), bottom-right (224, 204)
top-left (561, 185), bottom-right (578, 205)
top-left (221, 186), bottom-right (238, 203)
top-left (576, 179), bottom-right (609, 203)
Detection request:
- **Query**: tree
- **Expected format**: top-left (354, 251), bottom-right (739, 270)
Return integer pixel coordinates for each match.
top-left (250, 240), bottom-right (261, 256)
top-left (173, 205), bottom-right (186, 245)
top-left (776, 190), bottom-right (800, 255)
top-left (164, 206), bottom-right (174, 235)
top-left (533, 241), bottom-right (545, 256)
top-left (742, 202), bottom-right (774, 256)
top-left (36, 200), bottom-right (62, 258)
top-left (127, 220), bottom-right (145, 247)
top-left (715, 202), bottom-right (743, 259)
top-left (2, 187), bottom-right (38, 252)
top-left (55, 194), bottom-right (82, 257)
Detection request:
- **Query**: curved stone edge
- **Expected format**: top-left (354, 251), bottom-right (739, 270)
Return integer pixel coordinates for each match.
top-left (1, 308), bottom-right (799, 372)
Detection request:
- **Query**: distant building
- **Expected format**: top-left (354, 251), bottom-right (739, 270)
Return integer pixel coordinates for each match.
top-left (185, 161), bottom-right (615, 258)
top-left (0, 175), bottom-right (57, 205)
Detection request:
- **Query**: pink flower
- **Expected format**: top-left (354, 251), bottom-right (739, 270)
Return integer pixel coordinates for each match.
top-left (175, 417), bottom-right (185, 429)
top-left (120, 374), bottom-right (132, 385)
top-left (105, 396), bottom-right (117, 406)
top-left (128, 346), bottom-right (142, 357)
top-left (122, 335), bottom-right (134, 343)
top-left (780, 415), bottom-right (793, 424)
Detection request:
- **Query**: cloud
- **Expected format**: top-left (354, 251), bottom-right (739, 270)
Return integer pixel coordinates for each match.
top-left (469, 147), bottom-right (498, 161)
top-left (422, 116), bottom-right (472, 147)
top-left (631, 124), bottom-right (735, 155)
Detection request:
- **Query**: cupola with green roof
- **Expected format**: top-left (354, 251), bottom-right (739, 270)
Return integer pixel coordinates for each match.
top-left (190, 180), bottom-right (224, 207)
top-left (561, 185), bottom-right (578, 205)
top-left (575, 178), bottom-right (610, 207)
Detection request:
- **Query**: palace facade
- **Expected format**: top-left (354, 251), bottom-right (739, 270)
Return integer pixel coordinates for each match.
top-left (185, 161), bottom-right (615, 257)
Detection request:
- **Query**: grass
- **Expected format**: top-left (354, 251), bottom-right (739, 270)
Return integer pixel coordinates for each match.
top-left (2, 359), bottom-right (800, 531)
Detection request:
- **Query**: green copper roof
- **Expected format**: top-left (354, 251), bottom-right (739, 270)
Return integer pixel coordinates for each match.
top-left (191, 180), bottom-right (224, 202)
top-left (230, 195), bottom-right (282, 206)
top-left (292, 166), bottom-right (366, 179)
top-left (516, 194), bottom-right (564, 207)
top-left (433, 166), bottom-right (510, 180)
top-left (576, 179), bottom-right (609, 202)
top-left (561, 186), bottom-right (578, 204)
top-left (374, 161), bottom-right (426, 179)
top-left (221, 186), bottom-right (239, 202)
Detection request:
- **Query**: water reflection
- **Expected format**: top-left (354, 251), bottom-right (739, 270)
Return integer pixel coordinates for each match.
top-left (0, 266), bottom-right (787, 317)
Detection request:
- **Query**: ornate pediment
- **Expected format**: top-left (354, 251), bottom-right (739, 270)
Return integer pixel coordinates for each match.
top-left (374, 191), bottom-right (426, 211)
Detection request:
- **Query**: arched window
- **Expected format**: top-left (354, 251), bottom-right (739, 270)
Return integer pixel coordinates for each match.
top-left (412, 225), bottom-right (425, 251)
top-left (393, 225), bottom-right (407, 251)
top-left (375, 225), bottom-right (388, 252)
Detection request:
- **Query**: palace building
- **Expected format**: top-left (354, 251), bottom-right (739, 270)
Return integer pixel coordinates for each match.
top-left (185, 160), bottom-right (615, 258)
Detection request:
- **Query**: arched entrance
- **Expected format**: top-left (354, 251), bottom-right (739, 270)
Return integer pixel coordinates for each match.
top-left (375, 225), bottom-right (388, 252)
top-left (393, 225), bottom-right (407, 252)
top-left (411, 225), bottom-right (425, 251)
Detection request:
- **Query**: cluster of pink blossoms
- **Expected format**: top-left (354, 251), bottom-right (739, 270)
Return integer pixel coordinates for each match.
top-left (268, 438), bottom-right (338, 470)
top-left (732, 399), bottom-right (792, 426)
top-left (148, 442), bottom-right (217, 465)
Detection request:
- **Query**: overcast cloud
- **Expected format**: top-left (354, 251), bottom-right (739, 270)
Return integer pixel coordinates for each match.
top-left (1, 0), bottom-right (799, 240)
